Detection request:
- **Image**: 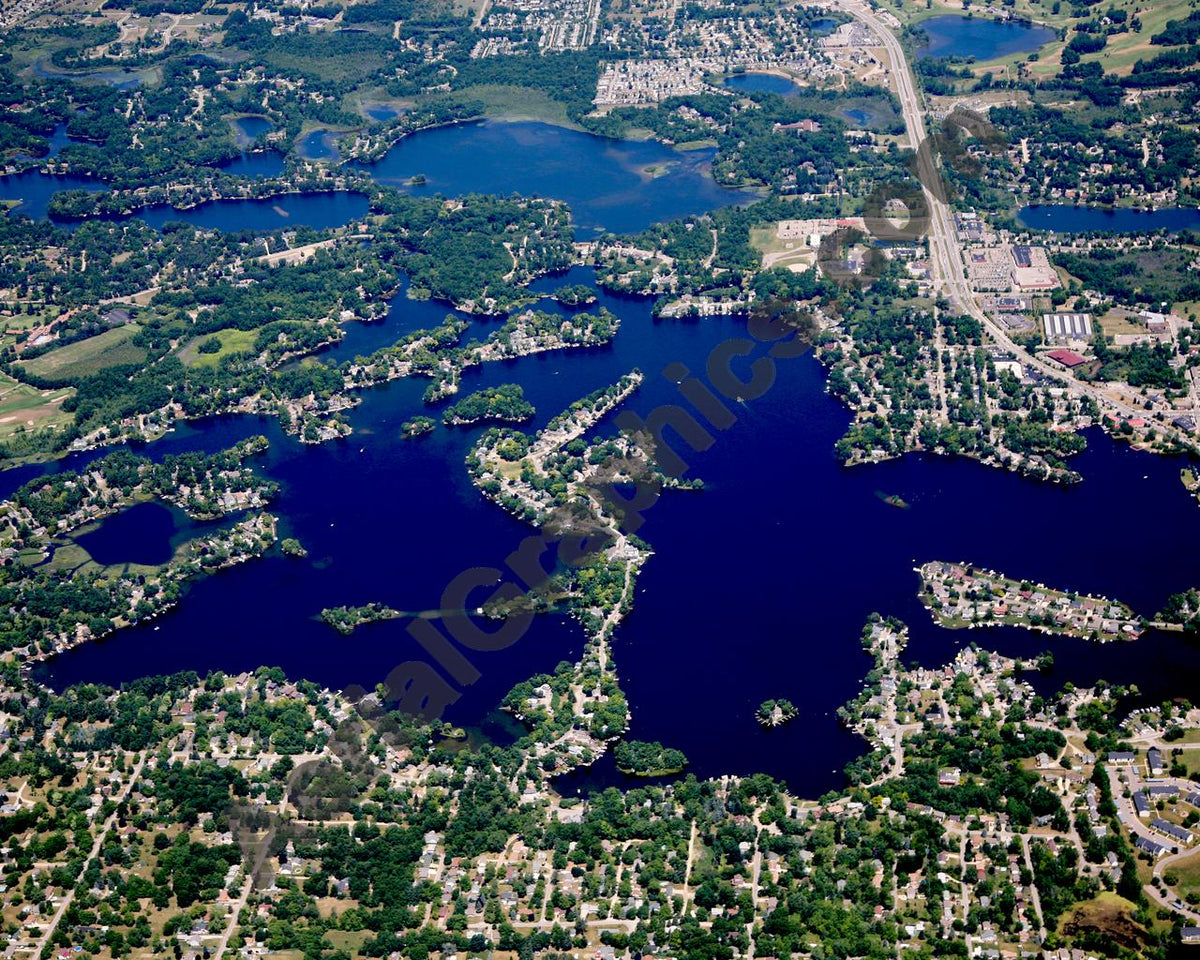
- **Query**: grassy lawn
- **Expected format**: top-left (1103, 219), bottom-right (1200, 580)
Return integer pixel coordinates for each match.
top-left (0, 305), bottom-right (62, 332)
top-left (1075, 0), bottom-right (1195, 76)
top-left (324, 929), bottom-right (370, 951)
top-left (19, 325), bottom-right (145, 381)
top-left (1164, 848), bottom-right (1200, 898)
top-left (176, 328), bottom-right (258, 368)
top-left (1175, 297), bottom-right (1200, 324)
top-left (1097, 311), bottom-right (1147, 338)
top-left (496, 458), bottom-right (525, 481)
top-left (0, 370), bottom-right (73, 440)
top-left (1173, 748), bottom-right (1200, 776)
top-left (750, 224), bottom-right (818, 272)
top-left (453, 0), bottom-right (490, 22)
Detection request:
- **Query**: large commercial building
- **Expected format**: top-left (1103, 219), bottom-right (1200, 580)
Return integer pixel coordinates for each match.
top-left (1043, 313), bottom-right (1093, 343)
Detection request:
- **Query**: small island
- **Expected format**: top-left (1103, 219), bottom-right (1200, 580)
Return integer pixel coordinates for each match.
top-left (402, 416), bottom-right (436, 438)
top-left (756, 698), bottom-right (798, 728)
top-left (614, 739), bottom-right (688, 776)
top-left (319, 603), bottom-right (401, 635)
top-left (552, 284), bottom-right (598, 307)
top-left (280, 537), bottom-right (308, 558)
top-left (442, 383), bottom-right (535, 426)
top-left (918, 561), bottom-right (1142, 642)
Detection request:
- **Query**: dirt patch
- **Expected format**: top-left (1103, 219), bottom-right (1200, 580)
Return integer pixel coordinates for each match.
top-left (1061, 895), bottom-right (1148, 950)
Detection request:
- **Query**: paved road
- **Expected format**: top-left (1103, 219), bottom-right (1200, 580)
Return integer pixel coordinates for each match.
top-left (832, 0), bottom-right (1188, 440)
top-left (1105, 765), bottom-right (1200, 923)
top-left (213, 876), bottom-right (254, 960)
top-left (1018, 833), bottom-right (1049, 941)
top-left (31, 755), bottom-right (147, 958)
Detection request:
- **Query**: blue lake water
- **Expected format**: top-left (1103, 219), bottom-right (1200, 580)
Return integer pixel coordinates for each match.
top-left (0, 177), bottom-right (368, 232)
top-left (916, 15), bottom-right (1055, 60)
top-left (358, 120), bottom-right (760, 234)
top-left (232, 116), bottom-right (273, 148)
top-left (841, 107), bottom-right (879, 127)
top-left (724, 73), bottom-right (800, 96)
top-left (73, 500), bottom-right (192, 566)
top-left (46, 125), bottom-right (73, 158)
top-left (1, 125), bottom-right (284, 217)
top-left (1018, 204), bottom-right (1200, 234)
top-left (33, 60), bottom-right (143, 89)
top-left (0, 170), bottom-right (108, 221)
top-left (297, 130), bottom-right (340, 162)
top-left (364, 105), bottom-right (400, 122)
top-left (718, 85), bottom-right (890, 130)
top-left (220, 117), bottom-right (286, 178)
top-left (13, 124), bottom-right (81, 161)
top-left (135, 192), bottom-right (371, 232)
top-left (216, 152), bottom-right (287, 179)
top-left (24, 266), bottom-right (1200, 799)
top-left (5, 108), bottom-right (1199, 797)
top-left (4, 120), bottom-right (756, 236)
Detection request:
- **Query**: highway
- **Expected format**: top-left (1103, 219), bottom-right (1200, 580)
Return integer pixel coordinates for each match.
top-left (832, 0), bottom-right (1187, 434)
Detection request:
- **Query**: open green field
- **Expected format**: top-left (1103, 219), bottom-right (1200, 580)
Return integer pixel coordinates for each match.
top-left (1173, 748), bottom-right (1200, 776)
top-left (428, 84), bottom-right (581, 129)
top-left (18, 325), bottom-right (145, 381)
top-left (1076, 0), bottom-right (1197, 75)
top-left (324, 930), bottom-right (370, 952)
top-left (0, 371), bottom-right (73, 440)
top-left (176, 328), bottom-right (258, 368)
top-left (1097, 311), bottom-right (1146, 338)
top-left (452, 0), bottom-right (490, 25)
top-left (218, 27), bottom-right (392, 85)
top-left (1165, 848), bottom-right (1200, 899)
top-left (0, 305), bottom-right (62, 333)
